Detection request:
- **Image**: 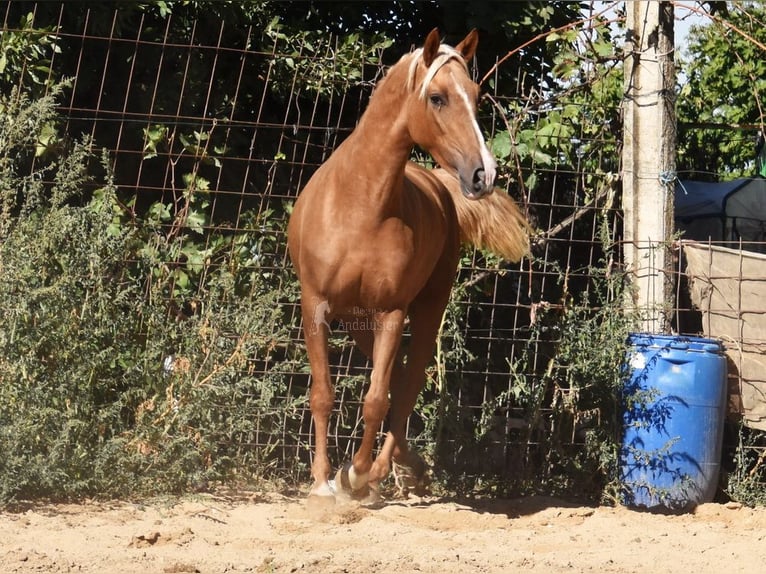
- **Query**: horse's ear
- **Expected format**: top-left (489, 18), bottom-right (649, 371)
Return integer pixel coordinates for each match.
top-left (455, 29), bottom-right (479, 62)
top-left (422, 28), bottom-right (441, 67)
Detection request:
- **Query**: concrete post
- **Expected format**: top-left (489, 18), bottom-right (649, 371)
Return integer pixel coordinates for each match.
top-left (622, 0), bottom-right (676, 332)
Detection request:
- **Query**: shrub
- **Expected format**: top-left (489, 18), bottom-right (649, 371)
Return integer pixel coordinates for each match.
top-left (0, 86), bottom-right (301, 504)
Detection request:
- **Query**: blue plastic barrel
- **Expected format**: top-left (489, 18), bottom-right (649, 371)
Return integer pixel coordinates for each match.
top-left (620, 333), bottom-right (727, 510)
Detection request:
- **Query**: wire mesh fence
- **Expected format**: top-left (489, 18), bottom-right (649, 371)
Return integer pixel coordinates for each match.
top-left (0, 3), bottom-right (630, 494)
top-left (5, 3), bottom-right (764, 499)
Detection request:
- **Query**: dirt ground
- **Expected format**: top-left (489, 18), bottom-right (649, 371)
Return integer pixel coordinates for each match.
top-left (1, 491), bottom-right (765, 574)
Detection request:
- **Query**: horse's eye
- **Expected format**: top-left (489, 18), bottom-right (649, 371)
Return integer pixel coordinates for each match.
top-left (429, 94), bottom-right (445, 108)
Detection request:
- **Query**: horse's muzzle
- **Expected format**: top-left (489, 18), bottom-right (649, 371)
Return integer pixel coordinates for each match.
top-left (462, 168), bottom-right (493, 199)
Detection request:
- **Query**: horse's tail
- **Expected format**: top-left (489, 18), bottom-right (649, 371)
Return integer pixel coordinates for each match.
top-left (433, 169), bottom-right (531, 262)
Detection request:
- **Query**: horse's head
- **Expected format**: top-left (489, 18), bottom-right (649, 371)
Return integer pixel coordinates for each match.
top-left (405, 28), bottom-right (497, 199)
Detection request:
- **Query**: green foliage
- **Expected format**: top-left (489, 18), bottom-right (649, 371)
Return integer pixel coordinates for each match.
top-left (0, 86), bottom-right (302, 504)
top-left (413, 207), bottom-right (635, 500)
top-left (0, 11), bottom-right (61, 96)
top-left (725, 426), bottom-right (766, 507)
top-left (677, 6), bottom-right (766, 178)
top-left (489, 15), bottom-right (622, 193)
top-left (0, 125), bottom-right (140, 500)
top-left (503, 259), bottom-right (636, 500)
top-left (265, 18), bottom-right (392, 98)
top-left (0, 85), bottom-right (67, 237)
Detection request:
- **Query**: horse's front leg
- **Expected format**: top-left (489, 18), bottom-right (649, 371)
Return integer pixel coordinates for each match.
top-left (302, 297), bottom-right (335, 503)
top-left (338, 309), bottom-right (405, 501)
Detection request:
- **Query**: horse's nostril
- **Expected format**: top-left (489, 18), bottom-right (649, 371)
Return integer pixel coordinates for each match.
top-left (472, 169), bottom-right (486, 191)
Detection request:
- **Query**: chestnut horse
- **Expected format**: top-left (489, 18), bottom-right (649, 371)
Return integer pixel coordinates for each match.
top-left (287, 29), bottom-right (529, 504)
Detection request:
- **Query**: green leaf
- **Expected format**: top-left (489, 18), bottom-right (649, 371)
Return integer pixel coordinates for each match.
top-left (174, 269), bottom-right (189, 291)
top-left (490, 131), bottom-right (512, 159)
top-left (147, 201), bottom-right (171, 223)
top-left (186, 210), bottom-right (206, 234)
top-left (35, 122), bottom-right (57, 157)
top-left (593, 39), bottom-right (613, 58)
top-left (181, 243), bottom-right (206, 271)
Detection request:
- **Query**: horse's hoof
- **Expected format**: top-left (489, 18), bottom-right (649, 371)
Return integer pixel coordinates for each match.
top-left (393, 453), bottom-right (430, 497)
top-left (358, 484), bottom-right (384, 507)
top-left (335, 462), bottom-right (372, 501)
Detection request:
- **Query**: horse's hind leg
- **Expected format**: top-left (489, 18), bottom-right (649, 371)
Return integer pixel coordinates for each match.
top-left (383, 291), bottom-right (451, 494)
top-left (301, 297), bottom-right (335, 503)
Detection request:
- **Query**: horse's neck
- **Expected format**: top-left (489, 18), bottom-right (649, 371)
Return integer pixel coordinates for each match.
top-left (330, 72), bottom-right (413, 212)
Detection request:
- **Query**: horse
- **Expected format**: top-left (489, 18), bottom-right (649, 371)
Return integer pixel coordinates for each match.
top-left (287, 28), bottom-right (530, 504)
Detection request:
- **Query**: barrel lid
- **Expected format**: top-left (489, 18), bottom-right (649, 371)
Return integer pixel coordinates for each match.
top-left (628, 332), bottom-right (723, 354)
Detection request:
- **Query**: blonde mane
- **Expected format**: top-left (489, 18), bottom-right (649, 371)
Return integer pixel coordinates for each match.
top-left (405, 45), bottom-right (469, 99)
top-left (430, 168), bottom-right (530, 262)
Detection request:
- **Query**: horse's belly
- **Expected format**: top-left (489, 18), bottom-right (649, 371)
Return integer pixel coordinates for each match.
top-left (312, 227), bottom-right (444, 312)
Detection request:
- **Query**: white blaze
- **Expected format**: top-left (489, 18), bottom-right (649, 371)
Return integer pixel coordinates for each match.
top-left (451, 71), bottom-right (497, 189)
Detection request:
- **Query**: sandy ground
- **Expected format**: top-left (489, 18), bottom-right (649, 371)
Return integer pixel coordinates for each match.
top-left (1, 492), bottom-right (765, 574)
